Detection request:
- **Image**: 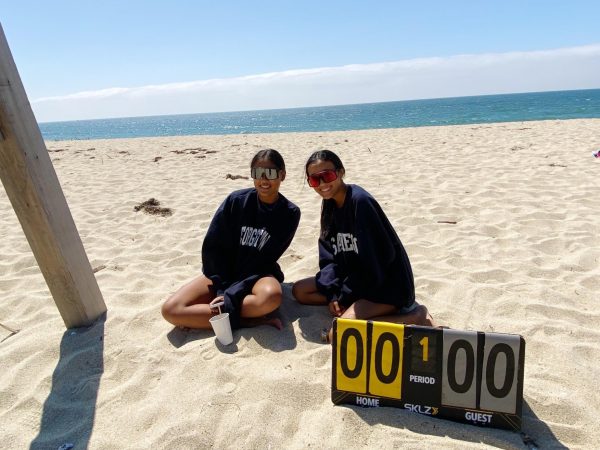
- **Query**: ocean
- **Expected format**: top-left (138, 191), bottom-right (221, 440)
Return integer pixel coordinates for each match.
top-left (39, 89), bottom-right (600, 141)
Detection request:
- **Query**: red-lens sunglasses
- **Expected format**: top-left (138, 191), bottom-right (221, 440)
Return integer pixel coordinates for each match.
top-left (307, 169), bottom-right (338, 187)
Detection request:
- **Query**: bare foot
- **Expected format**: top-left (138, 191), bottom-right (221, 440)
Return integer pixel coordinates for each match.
top-left (425, 311), bottom-right (437, 327)
top-left (320, 328), bottom-right (333, 345)
top-left (420, 308), bottom-right (444, 328)
top-left (265, 317), bottom-right (283, 330)
top-left (417, 308), bottom-right (446, 329)
top-left (413, 305), bottom-right (437, 327)
top-left (240, 316), bottom-right (283, 330)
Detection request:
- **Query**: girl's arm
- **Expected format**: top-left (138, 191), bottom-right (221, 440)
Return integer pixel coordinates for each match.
top-left (201, 197), bottom-right (235, 295)
top-left (315, 236), bottom-right (342, 301)
top-left (261, 206), bottom-right (301, 263)
top-left (338, 197), bottom-right (396, 303)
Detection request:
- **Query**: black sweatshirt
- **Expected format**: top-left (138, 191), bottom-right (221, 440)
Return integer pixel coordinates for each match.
top-left (315, 184), bottom-right (415, 308)
top-left (202, 188), bottom-right (300, 328)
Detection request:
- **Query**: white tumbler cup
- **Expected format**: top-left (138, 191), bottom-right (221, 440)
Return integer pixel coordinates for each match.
top-left (209, 312), bottom-right (233, 345)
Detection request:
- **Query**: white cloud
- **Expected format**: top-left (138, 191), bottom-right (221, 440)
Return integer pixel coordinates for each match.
top-left (31, 44), bottom-right (600, 122)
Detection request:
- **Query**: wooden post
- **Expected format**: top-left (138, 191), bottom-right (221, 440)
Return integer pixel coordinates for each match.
top-left (0, 23), bottom-right (106, 328)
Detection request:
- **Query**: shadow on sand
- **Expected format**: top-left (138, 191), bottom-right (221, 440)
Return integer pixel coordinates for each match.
top-left (345, 399), bottom-right (564, 449)
top-left (165, 284), bottom-right (301, 352)
top-left (281, 282), bottom-right (333, 344)
top-left (30, 313), bottom-right (106, 450)
top-left (166, 319), bottom-right (298, 353)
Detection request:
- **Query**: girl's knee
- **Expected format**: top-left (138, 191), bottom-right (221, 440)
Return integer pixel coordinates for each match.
top-left (161, 300), bottom-right (175, 322)
top-left (256, 282), bottom-right (282, 310)
top-left (161, 296), bottom-right (182, 323)
top-left (265, 290), bottom-right (282, 310)
top-left (415, 305), bottom-right (427, 323)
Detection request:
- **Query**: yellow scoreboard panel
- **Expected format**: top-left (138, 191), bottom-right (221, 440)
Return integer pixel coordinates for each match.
top-left (332, 318), bottom-right (525, 431)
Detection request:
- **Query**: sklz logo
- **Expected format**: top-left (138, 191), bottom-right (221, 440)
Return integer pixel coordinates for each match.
top-left (404, 403), bottom-right (439, 416)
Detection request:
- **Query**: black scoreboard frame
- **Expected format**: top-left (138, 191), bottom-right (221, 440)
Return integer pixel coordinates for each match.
top-left (331, 318), bottom-right (525, 430)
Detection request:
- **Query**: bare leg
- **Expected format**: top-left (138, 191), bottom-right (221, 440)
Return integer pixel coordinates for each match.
top-left (375, 305), bottom-right (436, 327)
top-left (162, 275), bottom-right (285, 330)
top-left (340, 299), bottom-right (397, 320)
top-left (240, 276), bottom-right (282, 317)
top-left (292, 277), bottom-right (328, 305)
top-left (161, 275), bottom-right (215, 329)
top-left (326, 299), bottom-right (436, 343)
top-left (239, 276), bottom-right (283, 330)
top-left (293, 278), bottom-right (438, 342)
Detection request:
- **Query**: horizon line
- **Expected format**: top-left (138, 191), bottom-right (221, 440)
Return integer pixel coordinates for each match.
top-left (37, 86), bottom-right (600, 125)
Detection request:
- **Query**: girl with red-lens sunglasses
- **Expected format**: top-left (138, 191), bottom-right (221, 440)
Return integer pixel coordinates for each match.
top-left (293, 150), bottom-right (435, 342)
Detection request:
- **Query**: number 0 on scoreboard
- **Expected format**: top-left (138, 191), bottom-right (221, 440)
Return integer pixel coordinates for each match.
top-left (331, 318), bottom-right (525, 431)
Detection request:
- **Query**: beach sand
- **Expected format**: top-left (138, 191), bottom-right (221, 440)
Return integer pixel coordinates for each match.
top-left (1, 119), bottom-right (599, 449)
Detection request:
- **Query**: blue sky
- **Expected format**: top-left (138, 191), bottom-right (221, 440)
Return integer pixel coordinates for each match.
top-left (2, 1), bottom-right (600, 122)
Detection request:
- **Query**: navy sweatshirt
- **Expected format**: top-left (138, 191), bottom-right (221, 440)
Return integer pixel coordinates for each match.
top-left (315, 184), bottom-right (415, 308)
top-left (202, 188), bottom-right (300, 328)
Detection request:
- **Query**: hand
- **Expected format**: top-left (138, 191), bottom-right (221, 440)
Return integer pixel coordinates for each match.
top-left (209, 295), bottom-right (225, 314)
top-left (329, 300), bottom-right (345, 317)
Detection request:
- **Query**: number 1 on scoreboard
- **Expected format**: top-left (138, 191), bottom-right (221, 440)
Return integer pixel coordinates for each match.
top-left (420, 336), bottom-right (429, 362)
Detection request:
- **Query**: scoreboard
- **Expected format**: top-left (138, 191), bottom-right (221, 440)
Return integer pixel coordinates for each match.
top-left (331, 318), bottom-right (525, 430)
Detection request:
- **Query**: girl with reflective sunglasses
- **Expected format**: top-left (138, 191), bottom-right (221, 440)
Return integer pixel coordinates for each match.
top-left (293, 150), bottom-right (435, 342)
top-left (162, 149), bottom-right (300, 331)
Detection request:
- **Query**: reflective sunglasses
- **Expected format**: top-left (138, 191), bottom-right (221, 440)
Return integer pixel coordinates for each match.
top-left (251, 167), bottom-right (280, 180)
top-left (307, 169), bottom-right (338, 187)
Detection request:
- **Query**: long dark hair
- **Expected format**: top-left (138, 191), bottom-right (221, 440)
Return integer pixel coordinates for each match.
top-left (305, 150), bottom-right (345, 239)
top-left (251, 148), bottom-right (285, 170)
